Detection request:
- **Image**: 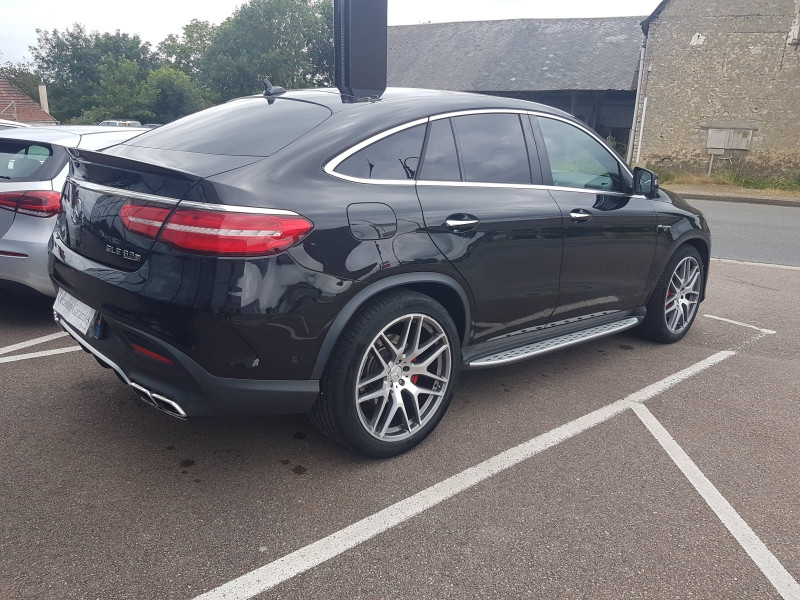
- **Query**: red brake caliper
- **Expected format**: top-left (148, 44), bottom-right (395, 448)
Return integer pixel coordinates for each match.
top-left (411, 357), bottom-right (418, 384)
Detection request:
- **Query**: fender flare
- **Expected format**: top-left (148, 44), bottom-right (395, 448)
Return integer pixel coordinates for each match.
top-left (310, 272), bottom-right (471, 379)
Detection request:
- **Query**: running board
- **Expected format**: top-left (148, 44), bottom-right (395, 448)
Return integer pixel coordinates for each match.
top-left (467, 317), bottom-right (641, 369)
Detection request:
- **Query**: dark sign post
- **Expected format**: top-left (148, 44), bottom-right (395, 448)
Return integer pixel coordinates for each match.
top-left (334, 0), bottom-right (388, 99)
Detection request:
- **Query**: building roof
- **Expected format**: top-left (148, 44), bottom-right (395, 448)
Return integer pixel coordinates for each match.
top-left (641, 0), bottom-right (671, 35)
top-left (0, 76), bottom-right (57, 124)
top-left (387, 17), bottom-right (646, 93)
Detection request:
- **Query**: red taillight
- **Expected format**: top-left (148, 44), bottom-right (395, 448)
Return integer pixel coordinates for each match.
top-left (0, 191), bottom-right (61, 218)
top-left (120, 204), bottom-right (172, 238)
top-left (120, 201), bottom-right (313, 256)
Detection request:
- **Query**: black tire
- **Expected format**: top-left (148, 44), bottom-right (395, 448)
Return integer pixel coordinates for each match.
top-left (310, 290), bottom-right (461, 458)
top-left (639, 245), bottom-right (704, 343)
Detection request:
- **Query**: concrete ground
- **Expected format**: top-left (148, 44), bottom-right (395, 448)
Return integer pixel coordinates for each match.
top-left (1, 255), bottom-right (798, 599)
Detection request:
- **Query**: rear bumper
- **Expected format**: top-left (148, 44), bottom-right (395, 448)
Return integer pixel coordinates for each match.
top-left (55, 310), bottom-right (320, 418)
top-left (0, 214), bottom-right (56, 297)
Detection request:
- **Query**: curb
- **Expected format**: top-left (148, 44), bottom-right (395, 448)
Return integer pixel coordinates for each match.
top-left (671, 193), bottom-right (800, 208)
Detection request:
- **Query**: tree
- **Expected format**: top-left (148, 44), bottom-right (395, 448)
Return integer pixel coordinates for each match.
top-left (201, 0), bottom-right (334, 102)
top-left (0, 58), bottom-right (41, 104)
top-left (77, 56), bottom-right (155, 124)
top-left (31, 25), bottom-right (160, 121)
top-left (144, 67), bottom-right (208, 123)
top-left (158, 19), bottom-right (216, 77)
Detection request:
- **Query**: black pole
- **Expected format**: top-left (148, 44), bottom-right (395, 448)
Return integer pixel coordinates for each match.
top-left (334, 0), bottom-right (388, 99)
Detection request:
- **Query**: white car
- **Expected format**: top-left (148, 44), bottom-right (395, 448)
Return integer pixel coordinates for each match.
top-left (0, 126), bottom-right (147, 296)
top-left (0, 119), bottom-right (31, 130)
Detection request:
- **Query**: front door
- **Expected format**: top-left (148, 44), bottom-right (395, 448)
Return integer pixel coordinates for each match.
top-left (535, 115), bottom-right (657, 322)
top-left (416, 113), bottom-right (563, 343)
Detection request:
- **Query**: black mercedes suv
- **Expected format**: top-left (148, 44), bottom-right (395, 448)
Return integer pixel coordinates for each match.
top-left (49, 87), bottom-right (710, 457)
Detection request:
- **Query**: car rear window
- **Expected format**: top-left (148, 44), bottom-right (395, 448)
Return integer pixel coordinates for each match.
top-left (124, 97), bottom-right (332, 157)
top-left (0, 141), bottom-right (68, 183)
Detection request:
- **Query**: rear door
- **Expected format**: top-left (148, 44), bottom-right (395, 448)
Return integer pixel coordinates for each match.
top-left (415, 111), bottom-right (563, 344)
top-left (533, 115), bottom-right (657, 321)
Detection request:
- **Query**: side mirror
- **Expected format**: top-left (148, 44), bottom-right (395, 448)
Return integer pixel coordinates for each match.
top-left (633, 167), bottom-right (659, 198)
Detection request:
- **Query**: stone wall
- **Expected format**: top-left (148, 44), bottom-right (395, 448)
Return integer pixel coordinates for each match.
top-left (633, 0), bottom-right (800, 175)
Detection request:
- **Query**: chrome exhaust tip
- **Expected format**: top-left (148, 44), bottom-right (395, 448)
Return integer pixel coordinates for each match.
top-left (129, 382), bottom-right (188, 419)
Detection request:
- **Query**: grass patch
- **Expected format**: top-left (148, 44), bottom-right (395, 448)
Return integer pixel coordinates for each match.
top-left (652, 168), bottom-right (800, 192)
top-left (712, 170), bottom-right (800, 191)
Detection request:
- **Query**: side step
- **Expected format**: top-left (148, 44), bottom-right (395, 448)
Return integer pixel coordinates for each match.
top-left (468, 317), bottom-right (641, 369)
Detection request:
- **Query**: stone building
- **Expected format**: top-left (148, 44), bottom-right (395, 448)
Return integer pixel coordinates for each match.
top-left (631, 0), bottom-right (800, 175)
top-left (388, 18), bottom-right (645, 153)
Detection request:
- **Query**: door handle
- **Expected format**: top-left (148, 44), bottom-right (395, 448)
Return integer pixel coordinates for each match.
top-left (569, 209), bottom-right (593, 223)
top-left (444, 215), bottom-right (480, 232)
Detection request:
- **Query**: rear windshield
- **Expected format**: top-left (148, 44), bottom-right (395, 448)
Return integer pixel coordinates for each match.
top-left (0, 141), bottom-right (68, 183)
top-left (124, 97), bottom-right (332, 157)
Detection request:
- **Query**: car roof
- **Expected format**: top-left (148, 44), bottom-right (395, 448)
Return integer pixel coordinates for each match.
top-left (0, 125), bottom-right (148, 147)
top-left (0, 119), bottom-right (31, 128)
top-left (259, 87), bottom-right (574, 120)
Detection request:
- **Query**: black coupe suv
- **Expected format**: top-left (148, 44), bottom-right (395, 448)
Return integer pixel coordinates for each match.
top-left (50, 88), bottom-right (710, 457)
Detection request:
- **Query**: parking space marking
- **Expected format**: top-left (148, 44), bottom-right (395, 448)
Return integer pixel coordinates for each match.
top-left (0, 346), bottom-right (81, 364)
top-left (704, 314), bottom-right (777, 335)
top-left (192, 350), bottom-right (736, 600)
top-left (0, 331), bottom-right (69, 356)
top-left (632, 403), bottom-right (800, 600)
top-left (711, 258), bottom-right (800, 271)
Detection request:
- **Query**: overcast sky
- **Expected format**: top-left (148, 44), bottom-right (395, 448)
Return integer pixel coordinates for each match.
top-left (0, 0), bottom-right (662, 64)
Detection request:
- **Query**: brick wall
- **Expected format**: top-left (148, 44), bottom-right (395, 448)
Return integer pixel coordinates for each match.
top-left (632, 0), bottom-right (800, 175)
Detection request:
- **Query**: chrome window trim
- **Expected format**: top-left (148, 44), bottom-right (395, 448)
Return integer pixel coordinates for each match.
top-left (323, 108), bottom-right (635, 187)
top-left (69, 178), bottom-right (300, 216)
top-left (323, 117), bottom-right (429, 184)
top-left (417, 179), bottom-right (647, 200)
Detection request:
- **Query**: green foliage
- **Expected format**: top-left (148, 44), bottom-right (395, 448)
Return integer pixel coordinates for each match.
top-left (712, 168), bottom-right (800, 191)
top-left (158, 20), bottom-right (216, 77)
top-left (26, 0), bottom-right (335, 122)
top-left (31, 24), bottom-right (160, 121)
top-left (144, 67), bottom-right (209, 122)
top-left (201, 0), bottom-right (334, 101)
top-left (0, 59), bottom-right (41, 103)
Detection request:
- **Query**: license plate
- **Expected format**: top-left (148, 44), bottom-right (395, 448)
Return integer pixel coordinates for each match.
top-left (54, 288), bottom-right (99, 337)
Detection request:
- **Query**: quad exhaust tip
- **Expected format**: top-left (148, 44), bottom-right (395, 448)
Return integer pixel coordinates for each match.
top-left (130, 382), bottom-right (188, 419)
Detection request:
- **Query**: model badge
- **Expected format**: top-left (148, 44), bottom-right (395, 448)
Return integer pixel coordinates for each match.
top-left (106, 245), bottom-right (142, 262)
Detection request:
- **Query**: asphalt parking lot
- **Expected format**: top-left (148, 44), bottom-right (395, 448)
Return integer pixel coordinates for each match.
top-left (2, 257), bottom-right (799, 600)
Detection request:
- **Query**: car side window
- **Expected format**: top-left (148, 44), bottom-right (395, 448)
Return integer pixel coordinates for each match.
top-left (419, 118), bottom-right (461, 182)
top-left (538, 117), bottom-right (624, 193)
top-left (336, 124), bottom-right (426, 180)
top-left (451, 113), bottom-right (531, 185)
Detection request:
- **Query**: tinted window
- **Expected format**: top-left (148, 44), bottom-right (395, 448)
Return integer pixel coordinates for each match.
top-left (538, 117), bottom-right (624, 192)
top-left (452, 114), bottom-right (531, 184)
top-left (126, 98), bottom-right (331, 157)
top-left (336, 124), bottom-right (425, 180)
top-left (0, 141), bottom-right (63, 182)
top-left (419, 119), bottom-right (461, 181)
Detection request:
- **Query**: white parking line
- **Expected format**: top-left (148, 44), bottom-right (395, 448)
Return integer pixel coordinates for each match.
top-left (704, 314), bottom-right (777, 335)
top-left (632, 403), bottom-right (800, 600)
top-left (0, 346), bottom-right (82, 364)
top-left (711, 258), bottom-right (800, 271)
top-left (0, 332), bottom-right (69, 356)
top-left (191, 350), bottom-right (736, 600)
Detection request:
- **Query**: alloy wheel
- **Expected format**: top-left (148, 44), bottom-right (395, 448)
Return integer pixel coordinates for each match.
top-left (664, 256), bottom-right (702, 334)
top-left (355, 313), bottom-right (452, 442)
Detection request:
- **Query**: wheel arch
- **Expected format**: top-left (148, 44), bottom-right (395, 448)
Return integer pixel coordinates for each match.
top-left (310, 273), bottom-right (471, 379)
top-left (646, 235), bottom-right (710, 306)
top-left (681, 236), bottom-right (710, 302)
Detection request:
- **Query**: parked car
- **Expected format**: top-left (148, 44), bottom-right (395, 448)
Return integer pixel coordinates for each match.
top-left (0, 119), bottom-right (31, 130)
top-left (0, 125), bottom-right (147, 296)
top-left (50, 88), bottom-right (710, 457)
top-left (98, 119), bottom-right (143, 127)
